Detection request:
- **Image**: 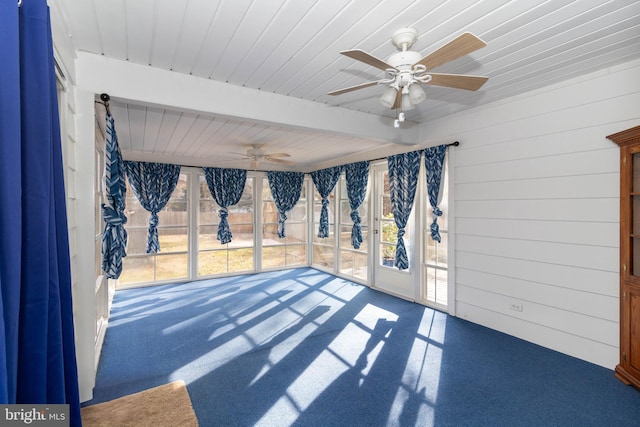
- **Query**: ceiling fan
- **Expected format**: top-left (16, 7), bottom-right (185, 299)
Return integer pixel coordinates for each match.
top-left (328, 28), bottom-right (489, 113)
top-left (231, 144), bottom-right (293, 170)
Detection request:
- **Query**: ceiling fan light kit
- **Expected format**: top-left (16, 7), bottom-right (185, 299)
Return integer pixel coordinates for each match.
top-left (329, 27), bottom-right (489, 126)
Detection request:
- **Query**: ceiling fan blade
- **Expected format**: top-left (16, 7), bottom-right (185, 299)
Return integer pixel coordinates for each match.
top-left (328, 80), bottom-right (383, 96)
top-left (230, 151), bottom-right (252, 158)
top-left (415, 32), bottom-right (486, 71)
top-left (340, 49), bottom-right (397, 71)
top-left (264, 152), bottom-right (290, 158)
top-left (425, 73), bottom-right (488, 91)
top-left (265, 157), bottom-right (294, 165)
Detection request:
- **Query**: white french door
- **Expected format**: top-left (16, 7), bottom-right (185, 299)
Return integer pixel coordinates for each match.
top-left (371, 163), bottom-right (415, 300)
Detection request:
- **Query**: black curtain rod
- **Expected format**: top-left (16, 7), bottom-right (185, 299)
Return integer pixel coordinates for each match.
top-left (365, 140), bottom-right (460, 163)
top-left (132, 141), bottom-right (460, 172)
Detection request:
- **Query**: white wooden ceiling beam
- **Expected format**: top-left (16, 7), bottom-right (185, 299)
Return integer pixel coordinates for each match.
top-left (75, 51), bottom-right (419, 146)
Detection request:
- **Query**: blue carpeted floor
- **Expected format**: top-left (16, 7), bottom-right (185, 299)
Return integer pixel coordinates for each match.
top-left (86, 268), bottom-right (640, 426)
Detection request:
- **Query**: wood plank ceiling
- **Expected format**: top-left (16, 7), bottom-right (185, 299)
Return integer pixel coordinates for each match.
top-left (52, 0), bottom-right (640, 171)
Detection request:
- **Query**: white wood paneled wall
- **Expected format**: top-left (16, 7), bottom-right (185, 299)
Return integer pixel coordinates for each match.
top-left (421, 58), bottom-right (640, 368)
top-left (51, 3), bottom-right (98, 402)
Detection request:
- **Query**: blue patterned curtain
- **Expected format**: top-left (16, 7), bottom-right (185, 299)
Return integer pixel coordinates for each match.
top-left (203, 167), bottom-right (247, 244)
top-left (311, 166), bottom-right (344, 238)
top-left (124, 161), bottom-right (181, 253)
top-left (101, 114), bottom-right (128, 279)
top-left (0, 1), bottom-right (81, 422)
top-left (267, 171), bottom-right (305, 238)
top-left (424, 144), bottom-right (448, 242)
top-left (344, 161), bottom-right (369, 249)
top-left (387, 150), bottom-right (422, 270)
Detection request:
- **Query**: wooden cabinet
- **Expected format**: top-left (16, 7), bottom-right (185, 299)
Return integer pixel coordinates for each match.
top-left (608, 126), bottom-right (640, 390)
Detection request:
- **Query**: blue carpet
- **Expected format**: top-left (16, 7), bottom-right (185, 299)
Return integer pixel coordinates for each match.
top-left (86, 268), bottom-right (640, 426)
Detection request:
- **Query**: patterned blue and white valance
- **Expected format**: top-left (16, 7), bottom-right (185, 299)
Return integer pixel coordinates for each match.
top-left (101, 114), bottom-right (127, 279)
top-left (387, 150), bottom-right (421, 270)
top-left (267, 171), bottom-right (305, 238)
top-left (344, 161), bottom-right (369, 249)
top-left (124, 161), bottom-right (181, 254)
top-left (311, 165), bottom-right (344, 238)
top-left (203, 167), bottom-right (247, 245)
top-left (424, 144), bottom-right (448, 242)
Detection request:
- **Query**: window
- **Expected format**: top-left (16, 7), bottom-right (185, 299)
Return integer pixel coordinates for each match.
top-left (198, 174), bottom-right (255, 276)
top-left (119, 173), bottom-right (189, 285)
top-left (262, 176), bottom-right (308, 269)
top-left (338, 174), bottom-right (369, 281)
top-left (312, 186), bottom-right (336, 270)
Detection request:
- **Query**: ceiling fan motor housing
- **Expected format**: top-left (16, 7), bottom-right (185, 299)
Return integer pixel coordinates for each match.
top-left (391, 28), bottom-right (418, 50)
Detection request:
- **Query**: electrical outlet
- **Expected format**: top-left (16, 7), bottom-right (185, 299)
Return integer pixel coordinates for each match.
top-left (509, 303), bottom-right (523, 312)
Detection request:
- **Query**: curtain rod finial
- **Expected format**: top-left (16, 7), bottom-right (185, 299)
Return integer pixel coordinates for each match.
top-left (100, 93), bottom-right (110, 103)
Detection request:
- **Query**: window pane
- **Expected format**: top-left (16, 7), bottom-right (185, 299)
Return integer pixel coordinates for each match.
top-left (289, 204), bottom-right (307, 222)
top-left (199, 225), bottom-right (219, 250)
top-left (126, 228), bottom-right (150, 255)
top-left (228, 225), bottom-right (254, 248)
top-left (340, 250), bottom-right (367, 280)
top-left (263, 201), bottom-right (278, 223)
top-left (313, 244), bottom-right (333, 269)
top-left (120, 256), bottom-right (154, 284)
top-left (340, 250), bottom-right (354, 276)
top-left (313, 229), bottom-right (335, 244)
top-left (228, 248), bottom-right (254, 273)
top-left (156, 253), bottom-right (188, 281)
top-left (200, 200), bottom-right (219, 225)
top-left (198, 250), bottom-right (228, 276)
top-left (286, 244), bottom-right (307, 266)
top-left (158, 202), bottom-right (187, 226)
top-left (263, 246), bottom-right (285, 269)
top-left (339, 225), bottom-right (368, 251)
top-left (158, 227), bottom-right (188, 253)
top-left (341, 199), bottom-right (368, 225)
top-left (125, 197), bottom-right (149, 227)
top-left (263, 224), bottom-right (283, 245)
top-left (284, 223), bottom-right (306, 244)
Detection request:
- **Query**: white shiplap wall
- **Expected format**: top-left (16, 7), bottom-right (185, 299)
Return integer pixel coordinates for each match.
top-left (51, 4), bottom-right (98, 402)
top-left (421, 58), bottom-right (640, 369)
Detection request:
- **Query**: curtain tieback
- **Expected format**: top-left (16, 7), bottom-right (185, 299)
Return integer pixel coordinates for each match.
top-left (218, 207), bottom-right (229, 219)
top-left (277, 212), bottom-right (288, 238)
top-left (350, 210), bottom-right (363, 249)
top-left (102, 204), bottom-right (128, 226)
top-left (432, 207), bottom-right (442, 217)
top-left (146, 211), bottom-right (161, 253)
